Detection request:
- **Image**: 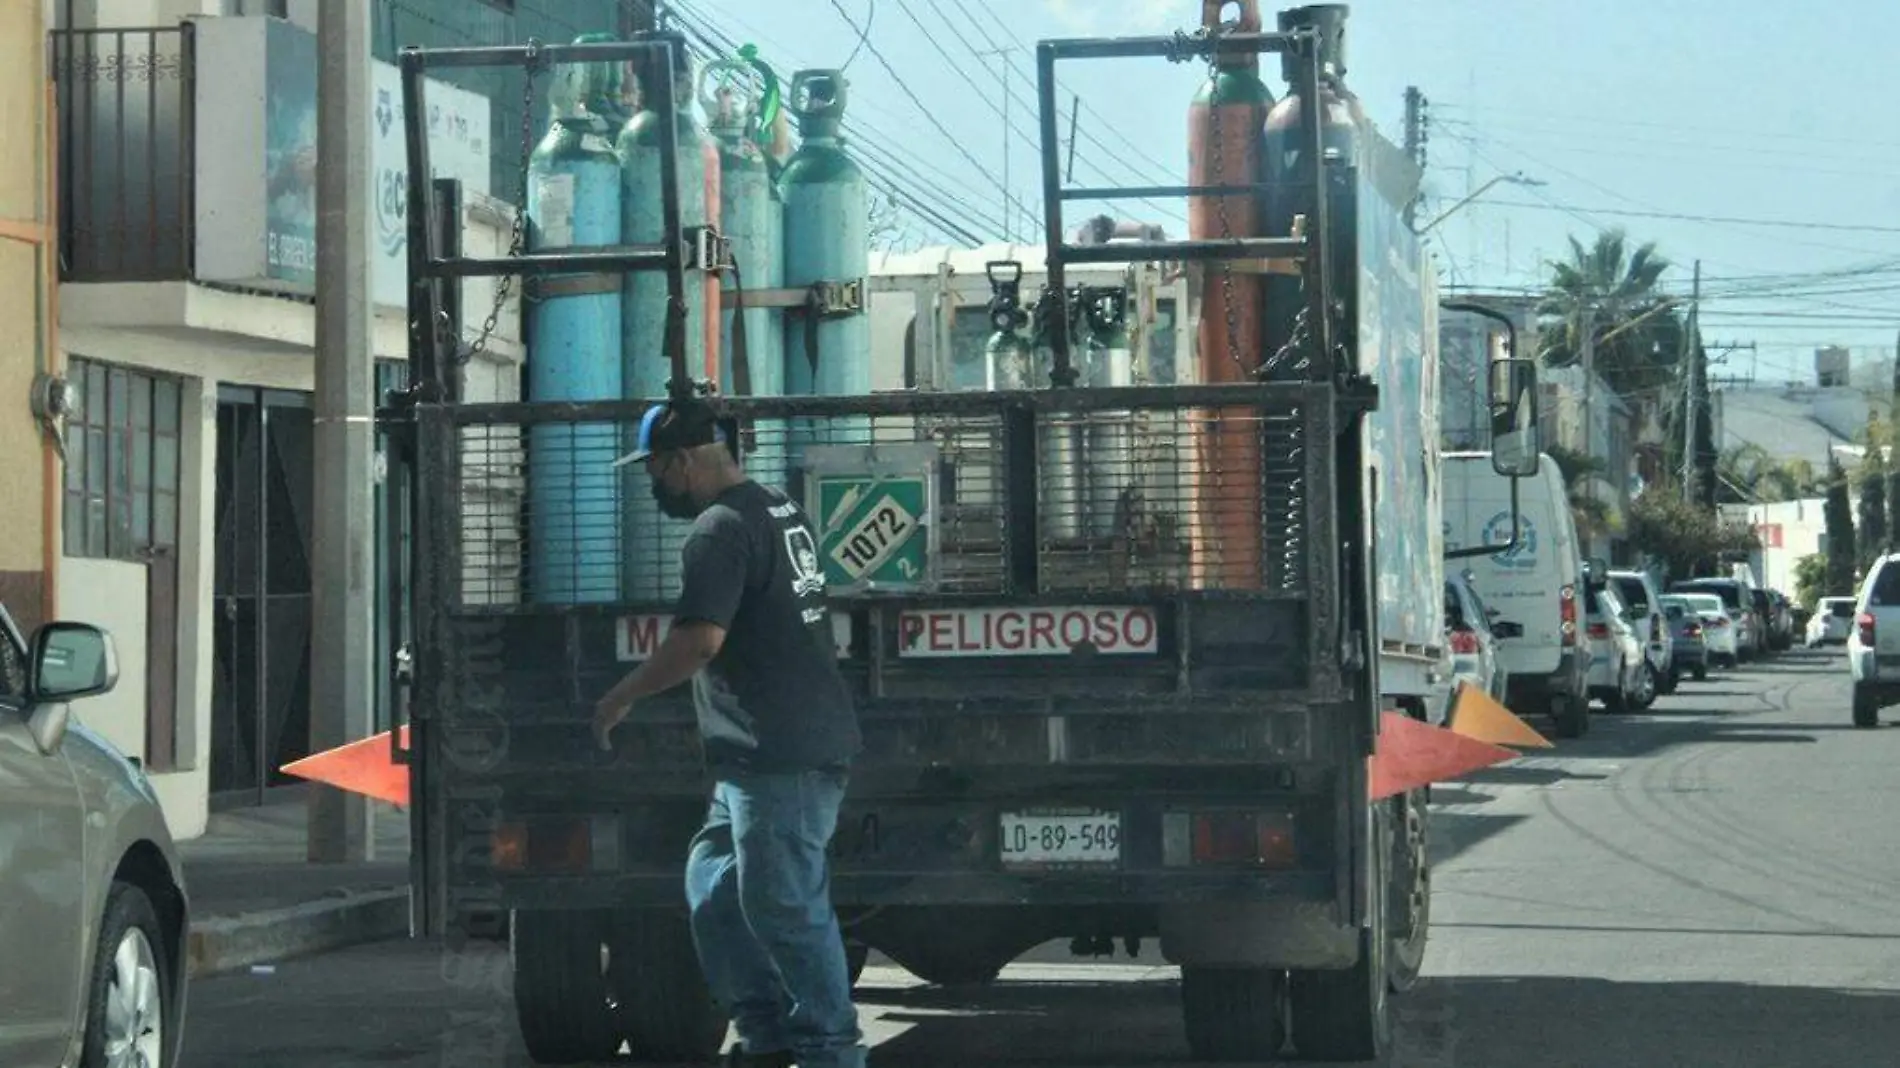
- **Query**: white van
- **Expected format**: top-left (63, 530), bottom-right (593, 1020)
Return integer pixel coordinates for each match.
top-left (1443, 451), bottom-right (1591, 737)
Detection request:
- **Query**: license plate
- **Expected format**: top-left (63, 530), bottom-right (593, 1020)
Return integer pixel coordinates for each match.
top-left (998, 809), bottom-right (1121, 867)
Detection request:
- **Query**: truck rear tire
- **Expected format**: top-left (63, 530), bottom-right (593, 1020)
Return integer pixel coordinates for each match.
top-left (1853, 684), bottom-right (1880, 729)
top-left (510, 909), bottom-right (621, 1065)
top-left (1387, 791), bottom-right (1429, 994)
top-left (1180, 967), bottom-right (1286, 1062)
top-left (844, 937), bottom-right (870, 987)
top-left (1553, 692), bottom-right (1589, 738)
top-left (608, 909), bottom-right (728, 1063)
top-left (1287, 800), bottom-right (1394, 1063)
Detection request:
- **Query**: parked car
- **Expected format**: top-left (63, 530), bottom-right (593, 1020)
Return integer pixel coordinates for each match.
top-left (1608, 569), bottom-right (1676, 693)
top-left (1807, 596), bottom-right (1856, 647)
top-left (1445, 571), bottom-right (1515, 710)
top-left (1675, 591), bottom-right (1739, 667)
top-left (1766, 590), bottom-right (1796, 650)
top-left (1657, 595), bottom-right (1710, 681)
top-left (1847, 553), bottom-right (1900, 728)
top-left (1443, 451), bottom-right (1592, 738)
top-left (0, 602), bottom-right (189, 1068)
top-left (1749, 587), bottom-right (1789, 653)
top-left (1585, 582), bottom-right (1653, 712)
top-left (1670, 578), bottom-right (1761, 661)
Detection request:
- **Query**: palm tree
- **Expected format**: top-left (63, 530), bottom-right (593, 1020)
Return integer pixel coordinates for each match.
top-left (1537, 230), bottom-right (1685, 396)
top-left (1545, 444), bottom-right (1616, 541)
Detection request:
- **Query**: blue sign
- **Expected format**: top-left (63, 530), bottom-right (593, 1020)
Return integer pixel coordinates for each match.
top-left (1484, 511), bottom-right (1538, 571)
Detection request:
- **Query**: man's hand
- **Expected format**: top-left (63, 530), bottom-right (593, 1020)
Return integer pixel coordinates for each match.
top-left (593, 694), bottom-right (630, 751)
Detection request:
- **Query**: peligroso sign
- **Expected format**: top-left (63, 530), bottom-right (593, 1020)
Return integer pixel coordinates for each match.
top-left (897, 606), bottom-right (1159, 659)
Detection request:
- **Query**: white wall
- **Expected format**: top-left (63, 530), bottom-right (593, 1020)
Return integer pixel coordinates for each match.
top-left (150, 375), bottom-right (216, 839)
top-left (56, 558), bottom-right (149, 765)
top-left (1723, 498), bottom-right (1828, 596)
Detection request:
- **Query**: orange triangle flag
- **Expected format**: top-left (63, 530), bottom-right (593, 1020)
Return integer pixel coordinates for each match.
top-left (1368, 709), bottom-right (1516, 801)
top-left (281, 726), bottom-right (412, 807)
top-left (1448, 682), bottom-right (1553, 749)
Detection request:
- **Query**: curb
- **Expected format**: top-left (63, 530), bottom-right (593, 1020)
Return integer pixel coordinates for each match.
top-left (186, 887), bottom-right (413, 979)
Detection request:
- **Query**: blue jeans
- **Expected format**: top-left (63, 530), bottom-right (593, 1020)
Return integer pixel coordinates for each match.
top-left (685, 768), bottom-right (865, 1068)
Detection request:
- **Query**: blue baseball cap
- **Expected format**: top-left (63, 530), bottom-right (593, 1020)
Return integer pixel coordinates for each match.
top-left (612, 399), bottom-right (728, 468)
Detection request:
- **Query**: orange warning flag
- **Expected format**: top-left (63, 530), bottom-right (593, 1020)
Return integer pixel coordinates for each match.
top-left (1447, 682), bottom-right (1553, 750)
top-left (1367, 709), bottom-right (1516, 801)
top-left (281, 726), bottom-right (411, 807)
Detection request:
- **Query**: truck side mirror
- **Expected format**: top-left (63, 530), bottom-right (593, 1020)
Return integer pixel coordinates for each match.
top-left (1489, 355), bottom-right (1540, 478)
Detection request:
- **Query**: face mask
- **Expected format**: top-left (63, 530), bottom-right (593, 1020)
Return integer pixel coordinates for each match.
top-left (651, 475), bottom-right (703, 520)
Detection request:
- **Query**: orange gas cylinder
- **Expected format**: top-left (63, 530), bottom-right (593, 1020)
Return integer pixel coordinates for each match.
top-left (1187, 0), bottom-right (1274, 589)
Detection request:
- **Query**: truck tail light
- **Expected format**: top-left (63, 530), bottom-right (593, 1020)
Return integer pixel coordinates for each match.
top-left (1449, 629), bottom-right (1480, 656)
top-left (1858, 612), bottom-right (1877, 647)
top-left (493, 817), bottom-right (619, 873)
top-left (1163, 811), bottom-right (1297, 868)
top-left (1559, 585), bottom-right (1578, 647)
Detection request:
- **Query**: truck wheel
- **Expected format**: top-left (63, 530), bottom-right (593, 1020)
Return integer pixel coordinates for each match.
top-left (1288, 801), bottom-right (1394, 1062)
top-left (1553, 693), bottom-right (1589, 738)
top-left (1387, 791), bottom-right (1429, 994)
top-left (609, 909), bottom-right (728, 1063)
top-left (1180, 967), bottom-right (1286, 1062)
top-left (510, 909), bottom-right (621, 1065)
top-left (1853, 685), bottom-right (1880, 729)
top-left (881, 942), bottom-right (1010, 986)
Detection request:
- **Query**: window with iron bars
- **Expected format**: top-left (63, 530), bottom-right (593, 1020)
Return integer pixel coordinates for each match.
top-left (63, 358), bottom-right (184, 561)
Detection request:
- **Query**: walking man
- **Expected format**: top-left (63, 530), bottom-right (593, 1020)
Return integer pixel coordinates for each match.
top-left (593, 398), bottom-right (866, 1068)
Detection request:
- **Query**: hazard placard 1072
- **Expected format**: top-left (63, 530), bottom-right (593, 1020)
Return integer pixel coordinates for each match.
top-left (815, 473), bottom-right (929, 588)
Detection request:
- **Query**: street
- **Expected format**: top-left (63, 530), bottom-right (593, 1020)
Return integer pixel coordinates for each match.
top-left (181, 649), bottom-right (1900, 1067)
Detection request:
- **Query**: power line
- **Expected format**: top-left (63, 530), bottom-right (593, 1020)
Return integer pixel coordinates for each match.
top-left (821, 0), bottom-right (1013, 202)
top-left (1433, 100), bottom-right (1900, 154)
top-left (1475, 199), bottom-right (1900, 237)
top-left (671, 3), bottom-right (1000, 242)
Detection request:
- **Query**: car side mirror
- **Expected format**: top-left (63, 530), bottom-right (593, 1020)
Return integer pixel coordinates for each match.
top-left (30, 622), bottom-right (117, 702)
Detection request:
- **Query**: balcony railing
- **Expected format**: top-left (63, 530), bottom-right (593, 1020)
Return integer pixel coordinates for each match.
top-left (53, 26), bottom-right (196, 282)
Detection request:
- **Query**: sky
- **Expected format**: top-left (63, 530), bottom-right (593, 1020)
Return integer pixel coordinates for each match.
top-left (667, 0), bottom-right (1900, 385)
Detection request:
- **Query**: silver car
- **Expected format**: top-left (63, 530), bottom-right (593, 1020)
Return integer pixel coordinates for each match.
top-left (0, 602), bottom-right (190, 1067)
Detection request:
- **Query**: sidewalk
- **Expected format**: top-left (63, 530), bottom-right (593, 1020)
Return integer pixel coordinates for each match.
top-left (180, 796), bottom-right (416, 979)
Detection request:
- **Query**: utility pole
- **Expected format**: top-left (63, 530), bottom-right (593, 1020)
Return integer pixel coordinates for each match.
top-left (1402, 85), bottom-right (1428, 228)
top-left (1580, 301), bottom-right (1598, 551)
top-left (309, 0), bottom-right (376, 864)
top-left (1680, 259), bottom-right (1700, 501)
top-left (976, 46), bottom-right (1019, 241)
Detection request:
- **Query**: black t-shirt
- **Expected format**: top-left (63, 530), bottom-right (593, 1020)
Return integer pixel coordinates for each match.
top-left (674, 480), bottom-right (861, 772)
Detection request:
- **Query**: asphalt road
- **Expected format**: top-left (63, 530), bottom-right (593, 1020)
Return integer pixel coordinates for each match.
top-left (181, 647), bottom-right (1900, 1067)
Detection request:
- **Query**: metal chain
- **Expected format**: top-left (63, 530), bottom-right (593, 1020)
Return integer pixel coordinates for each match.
top-left (459, 39), bottom-right (541, 366)
top-left (1203, 26), bottom-right (1247, 379)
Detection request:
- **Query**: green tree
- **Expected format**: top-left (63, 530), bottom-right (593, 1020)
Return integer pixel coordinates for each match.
top-left (1626, 481), bottom-right (1760, 580)
top-left (1825, 453), bottom-right (1859, 593)
top-left (1793, 552), bottom-right (1830, 610)
top-left (1537, 230), bottom-right (1686, 396)
top-left (1859, 417), bottom-right (1888, 573)
top-left (1544, 444), bottom-right (1615, 541)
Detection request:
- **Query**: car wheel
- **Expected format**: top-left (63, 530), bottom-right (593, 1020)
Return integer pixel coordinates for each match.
top-left (1629, 661), bottom-right (1657, 710)
top-left (81, 881), bottom-right (171, 1068)
top-left (1692, 663), bottom-right (1708, 681)
top-left (1657, 664), bottom-right (1679, 696)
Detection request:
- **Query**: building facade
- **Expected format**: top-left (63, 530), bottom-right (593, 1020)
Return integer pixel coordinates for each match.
top-left (47, 0), bottom-right (654, 837)
top-left (0, 3), bottom-right (57, 635)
